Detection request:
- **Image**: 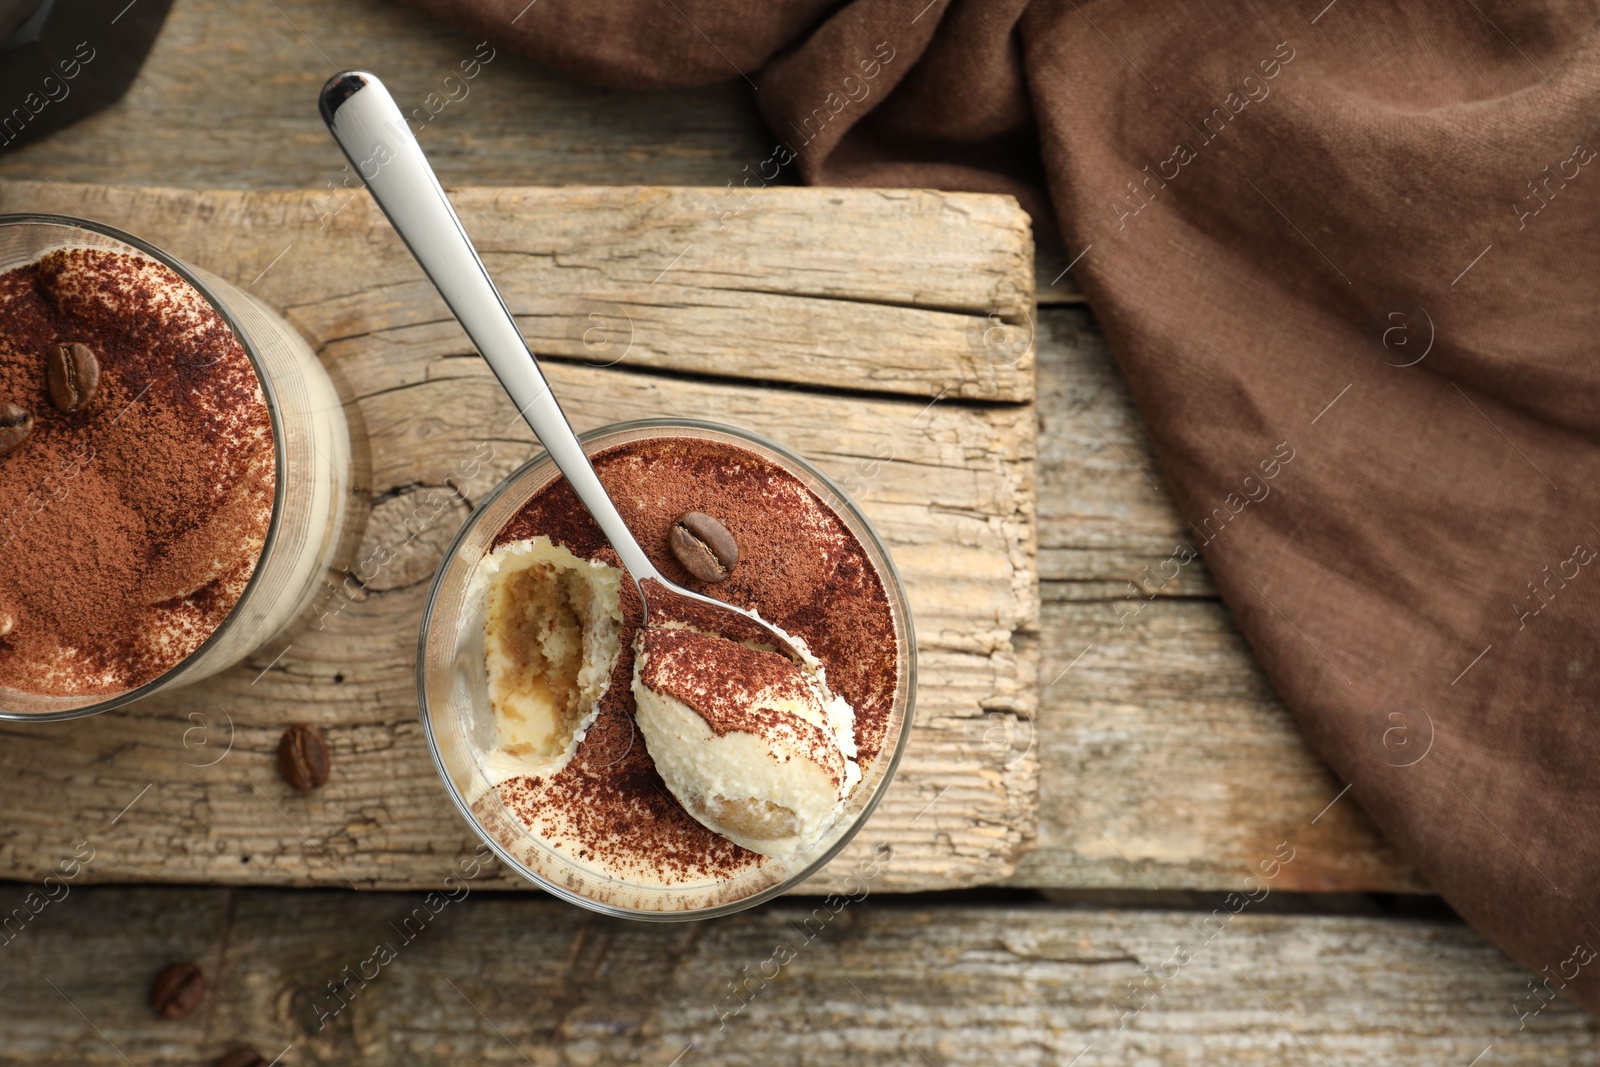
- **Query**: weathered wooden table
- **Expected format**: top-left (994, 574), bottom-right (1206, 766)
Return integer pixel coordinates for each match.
top-left (0, 1), bottom-right (1593, 1063)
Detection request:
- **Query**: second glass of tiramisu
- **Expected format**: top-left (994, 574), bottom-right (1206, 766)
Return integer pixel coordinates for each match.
top-left (0, 215), bottom-right (350, 719)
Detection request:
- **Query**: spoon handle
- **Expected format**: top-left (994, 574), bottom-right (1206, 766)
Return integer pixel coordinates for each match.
top-left (318, 71), bottom-right (659, 584)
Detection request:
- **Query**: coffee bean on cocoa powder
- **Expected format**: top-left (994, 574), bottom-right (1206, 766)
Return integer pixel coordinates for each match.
top-left (46, 342), bottom-right (100, 413)
top-left (277, 723), bottom-right (330, 790)
top-left (0, 402), bottom-right (33, 455)
top-left (150, 960), bottom-right (206, 1020)
top-left (216, 1046), bottom-right (267, 1067)
top-left (669, 511), bottom-right (739, 583)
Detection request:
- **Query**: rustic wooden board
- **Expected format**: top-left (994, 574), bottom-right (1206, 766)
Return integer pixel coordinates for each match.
top-left (0, 180), bottom-right (1038, 894)
top-left (1011, 307), bottom-right (1425, 893)
top-left (2, 884), bottom-right (1591, 1065)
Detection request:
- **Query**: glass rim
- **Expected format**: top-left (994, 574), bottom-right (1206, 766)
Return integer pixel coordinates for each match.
top-left (0, 212), bottom-right (290, 721)
top-left (416, 416), bottom-right (918, 921)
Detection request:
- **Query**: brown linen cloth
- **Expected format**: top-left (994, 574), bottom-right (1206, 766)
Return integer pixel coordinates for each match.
top-left (416, 0), bottom-right (1600, 1016)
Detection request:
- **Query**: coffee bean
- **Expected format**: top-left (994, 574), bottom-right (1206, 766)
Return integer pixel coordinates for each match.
top-left (216, 1046), bottom-right (267, 1067)
top-left (150, 960), bottom-right (205, 1020)
top-left (0, 403), bottom-right (33, 456)
top-left (46, 342), bottom-right (100, 413)
top-left (277, 723), bottom-right (330, 790)
top-left (669, 511), bottom-right (739, 583)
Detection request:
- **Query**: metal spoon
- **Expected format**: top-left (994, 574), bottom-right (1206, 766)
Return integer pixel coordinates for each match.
top-left (318, 71), bottom-right (802, 657)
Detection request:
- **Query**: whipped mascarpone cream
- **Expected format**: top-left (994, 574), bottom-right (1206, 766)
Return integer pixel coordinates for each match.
top-left (631, 624), bottom-right (860, 857)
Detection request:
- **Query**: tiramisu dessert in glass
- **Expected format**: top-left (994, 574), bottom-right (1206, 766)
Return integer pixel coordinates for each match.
top-left (0, 215), bottom-right (350, 719)
top-left (420, 419), bottom-right (915, 918)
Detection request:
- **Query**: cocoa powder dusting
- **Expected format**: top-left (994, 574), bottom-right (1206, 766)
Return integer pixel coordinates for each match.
top-left (0, 248), bottom-right (275, 696)
top-left (639, 627), bottom-right (843, 788)
top-left (486, 436), bottom-right (898, 885)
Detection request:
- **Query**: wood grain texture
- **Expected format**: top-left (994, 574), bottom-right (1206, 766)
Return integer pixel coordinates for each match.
top-left (8, 182), bottom-right (1032, 401)
top-left (1, 883), bottom-right (1591, 1065)
top-left (0, 0), bottom-right (779, 191)
top-left (1011, 307), bottom-right (1425, 893)
top-left (0, 180), bottom-right (1038, 894)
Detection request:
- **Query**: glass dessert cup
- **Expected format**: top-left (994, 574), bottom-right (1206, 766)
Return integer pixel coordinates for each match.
top-left (0, 214), bottom-right (351, 720)
top-left (419, 419), bottom-right (916, 920)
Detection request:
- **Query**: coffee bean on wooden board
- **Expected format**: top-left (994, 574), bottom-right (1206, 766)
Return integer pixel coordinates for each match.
top-left (46, 342), bottom-right (100, 413)
top-left (0, 402), bottom-right (33, 455)
top-left (150, 960), bottom-right (205, 1020)
top-left (277, 723), bottom-right (330, 790)
top-left (669, 511), bottom-right (739, 582)
top-left (216, 1046), bottom-right (267, 1067)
